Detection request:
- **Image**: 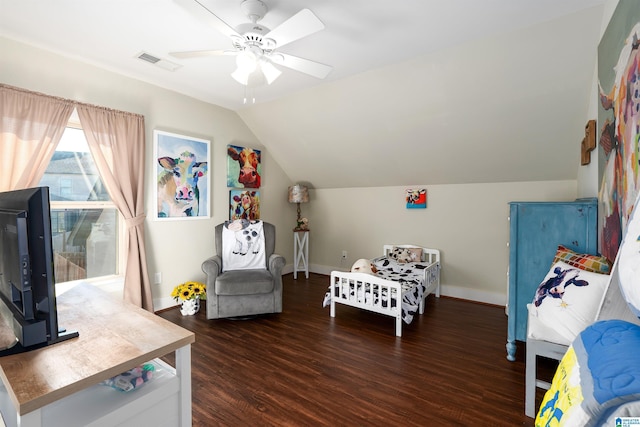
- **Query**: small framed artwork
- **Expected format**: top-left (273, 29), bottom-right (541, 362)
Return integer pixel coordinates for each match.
top-left (154, 130), bottom-right (210, 220)
top-left (227, 144), bottom-right (262, 188)
top-left (406, 188), bottom-right (427, 209)
top-left (229, 190), bottom-right (260, 220)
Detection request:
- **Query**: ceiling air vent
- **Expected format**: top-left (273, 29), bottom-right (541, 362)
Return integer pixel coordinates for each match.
top-left (135, 52), bottom-right (182, 72)
top-left (138, 52), bottom-right (160, 64)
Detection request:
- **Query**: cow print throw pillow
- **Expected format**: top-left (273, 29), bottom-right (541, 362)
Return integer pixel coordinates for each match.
top-left (529, 261), bottom-right (609, 344)
top-left (388, 246), bottom-right (422, 264)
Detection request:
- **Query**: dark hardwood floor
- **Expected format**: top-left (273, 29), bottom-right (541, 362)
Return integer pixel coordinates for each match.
top-left (159, 273), bottom-right (555, 426)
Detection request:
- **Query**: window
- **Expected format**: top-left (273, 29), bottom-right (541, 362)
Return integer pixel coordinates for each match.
top-left (59, 178), bottom-right (72, 198)
top-left (38, 123), bottom-right (123, 284)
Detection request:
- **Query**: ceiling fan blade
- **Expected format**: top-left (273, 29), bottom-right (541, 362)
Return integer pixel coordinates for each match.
top-left (174, 0), bottom-right (241, 39)
top-left (264, 9), bottom-right (325, 48)
top-left (170, 49), bottom-right (236, 59)
top-left (272, 53), bottom-right (332, 79)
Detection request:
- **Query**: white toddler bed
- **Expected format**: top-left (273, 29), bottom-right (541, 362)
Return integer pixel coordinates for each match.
top-left (323, 245), bottom-right (441, 337)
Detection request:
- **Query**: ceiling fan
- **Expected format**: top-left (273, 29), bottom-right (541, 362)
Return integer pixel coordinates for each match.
top-left (171, 0), bottom-right (333, 87)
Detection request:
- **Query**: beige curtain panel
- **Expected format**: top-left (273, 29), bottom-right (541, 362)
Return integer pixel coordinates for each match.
top-left (0, 84), bottom-right (74, 191)
top-left (77, 105), bottom-right (152, 310)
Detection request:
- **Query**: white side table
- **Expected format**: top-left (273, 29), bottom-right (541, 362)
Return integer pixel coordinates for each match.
top-left (293, 230), bottom-right (309, 279)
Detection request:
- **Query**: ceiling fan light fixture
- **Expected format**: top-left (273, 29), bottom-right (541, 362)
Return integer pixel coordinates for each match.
top-left (260, 59), bottom-right (281, 85)
top-left (235, 50), bottom-right (257, 74)
top-left (231, 67), bottom-right (251, 85)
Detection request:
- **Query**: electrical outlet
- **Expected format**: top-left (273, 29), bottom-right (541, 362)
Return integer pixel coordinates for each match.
top-left (342, 250), bottom-right (347, 259)
top-left (154, 272), bottom-right (162, 285)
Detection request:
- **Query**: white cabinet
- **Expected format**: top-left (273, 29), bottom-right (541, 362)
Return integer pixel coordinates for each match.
top-left (0, 283), bottom-right (194, 427)
top-left (0, 357), bottom-right (189, 427)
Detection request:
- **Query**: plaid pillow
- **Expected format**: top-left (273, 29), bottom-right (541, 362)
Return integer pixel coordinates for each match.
top-left (552, 245), bottom-right (611, 274)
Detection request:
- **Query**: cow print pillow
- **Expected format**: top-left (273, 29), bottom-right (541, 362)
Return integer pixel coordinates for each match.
top-left (529, 261), bottom-right (609, 344)
top-left (388, 246), bottom-right (422, 264)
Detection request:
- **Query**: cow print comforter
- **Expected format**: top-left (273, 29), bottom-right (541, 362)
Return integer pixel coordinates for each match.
top-left (322, 256), bottom-right (431, 324)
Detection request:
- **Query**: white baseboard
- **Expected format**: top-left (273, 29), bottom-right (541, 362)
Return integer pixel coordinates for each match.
top-left (154, 296), bottom-right (179, 312)
top-left (440, 284), bottom-right (506, 306)
top-left (282, 264), bottom-right (294, 275)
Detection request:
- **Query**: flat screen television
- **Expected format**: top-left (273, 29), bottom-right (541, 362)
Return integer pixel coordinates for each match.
top-left (0, 186), bottom-right (78, 356)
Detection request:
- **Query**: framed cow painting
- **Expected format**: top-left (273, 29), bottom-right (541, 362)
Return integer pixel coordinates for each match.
top-left (227, 144), bottom-right (262, 188)
top-left (406, 188), bottom-right (427, 209)
top-left (153, 130), bottom-right (210, 220)
top-left (229, 190), bottom-right (260, 221)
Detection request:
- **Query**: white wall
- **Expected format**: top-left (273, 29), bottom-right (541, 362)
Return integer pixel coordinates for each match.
top-left (0, 36), bottom-right (296, 310)
top-left (577, 67), bottom-right (600, 199)
top-left (307, 181), bottom-right (577, 305)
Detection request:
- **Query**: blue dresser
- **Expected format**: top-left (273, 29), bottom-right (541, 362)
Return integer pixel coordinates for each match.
top-left (506, 198), bottom-right (598, 361)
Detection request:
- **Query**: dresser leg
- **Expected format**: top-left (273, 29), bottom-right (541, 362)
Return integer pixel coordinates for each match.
top-left (506, 340), bottom-right (516, 361)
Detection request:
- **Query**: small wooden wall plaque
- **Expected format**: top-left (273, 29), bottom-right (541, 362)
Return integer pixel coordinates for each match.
top-left (581, 119), bottom-right (596, 165)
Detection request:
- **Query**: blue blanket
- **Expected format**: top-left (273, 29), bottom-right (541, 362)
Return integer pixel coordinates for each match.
top-left (536, 319), bottom-right (640, 426)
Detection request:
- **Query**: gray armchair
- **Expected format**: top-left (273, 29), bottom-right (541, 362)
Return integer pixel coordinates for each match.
top-left (201, 221), bottom-right (285, 319)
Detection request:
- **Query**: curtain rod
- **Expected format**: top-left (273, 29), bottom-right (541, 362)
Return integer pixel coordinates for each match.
top-left (1, 83), bottom-right (144, 119)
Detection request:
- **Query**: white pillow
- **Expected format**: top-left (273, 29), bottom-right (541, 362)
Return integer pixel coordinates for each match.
top-left (529, 261), bottom-right (609, 344)
top-left (526, 303), bottom-right (571, 346)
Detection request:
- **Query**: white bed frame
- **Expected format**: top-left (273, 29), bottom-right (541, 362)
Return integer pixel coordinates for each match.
top-left (329, 245), bottom-right (441, 337)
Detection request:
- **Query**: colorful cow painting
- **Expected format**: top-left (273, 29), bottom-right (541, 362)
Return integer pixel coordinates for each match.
top-left (229, 190), bottom-right (260, 220)
top-left (154, 130), bottom-right (210, 219)
top-left (157, 151), bottom-right (208, 217)
top-left (598, 6), bottom-right (640, 261)
top-left (405, 188), bottom-right (427, 209)
top-left (227, 145), bottom-right (261, 188)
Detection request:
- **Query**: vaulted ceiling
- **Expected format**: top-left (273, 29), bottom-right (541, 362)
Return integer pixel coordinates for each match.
top-left (0, 0), bottom-right (607, 188)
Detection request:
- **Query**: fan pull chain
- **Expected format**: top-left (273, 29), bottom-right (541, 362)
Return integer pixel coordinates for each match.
top-left (243, 86), bottom-right (256, 104)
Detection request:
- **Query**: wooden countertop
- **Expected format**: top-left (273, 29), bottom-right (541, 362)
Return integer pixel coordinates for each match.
top-left (0, 283), bottom-right (195, 415)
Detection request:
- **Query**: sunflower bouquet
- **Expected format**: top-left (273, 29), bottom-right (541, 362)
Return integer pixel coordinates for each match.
top-left (171, 281), bottom-right (206, 302)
